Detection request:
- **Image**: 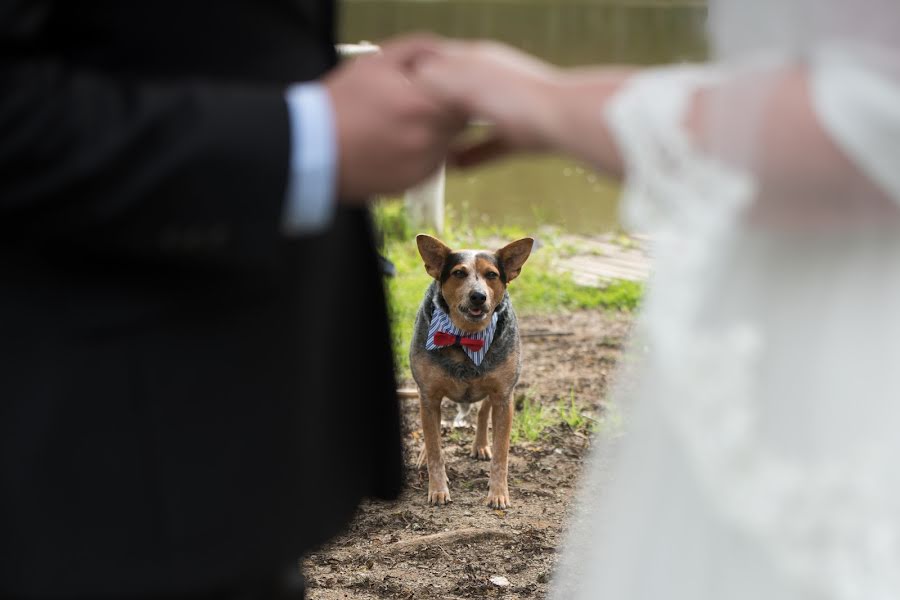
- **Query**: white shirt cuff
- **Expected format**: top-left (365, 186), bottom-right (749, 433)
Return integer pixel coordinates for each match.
top-left (282, 82), bottom-right (337, 235)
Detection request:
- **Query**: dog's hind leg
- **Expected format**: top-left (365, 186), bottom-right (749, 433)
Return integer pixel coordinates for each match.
top-left (471, 400), bottom-right (492, 460)
top-left (452, 403), bottom-right (474, 429)
top-left (419, 392), bottom-right (451, 505)
top-left (485, 392), bottom-right (513, 509)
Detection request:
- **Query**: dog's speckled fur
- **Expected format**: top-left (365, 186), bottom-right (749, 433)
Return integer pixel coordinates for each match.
top-left (410, 235), bottom-right (533, 509)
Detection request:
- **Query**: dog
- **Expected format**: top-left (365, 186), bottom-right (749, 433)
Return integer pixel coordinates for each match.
top-left (410, 234), bottom-right (533, 508)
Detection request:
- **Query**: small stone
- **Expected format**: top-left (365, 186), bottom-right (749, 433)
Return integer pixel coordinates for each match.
top-left (490, 575), bottom-right (511, 587)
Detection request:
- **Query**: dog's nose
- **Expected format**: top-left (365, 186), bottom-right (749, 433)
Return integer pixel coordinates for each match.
top-left (469, 291), bottom-right (487, 306)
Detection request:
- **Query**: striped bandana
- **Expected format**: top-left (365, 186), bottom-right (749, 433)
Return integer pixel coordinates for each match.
top-left (425, 304), bottom-right (498, 366)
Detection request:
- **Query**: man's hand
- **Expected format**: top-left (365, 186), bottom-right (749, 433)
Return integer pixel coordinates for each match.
top-left (324, 34), bottom-right (465, 200)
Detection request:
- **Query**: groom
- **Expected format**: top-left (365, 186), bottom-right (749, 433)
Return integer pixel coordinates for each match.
top-left (0, 3), bottom-right (462, 599)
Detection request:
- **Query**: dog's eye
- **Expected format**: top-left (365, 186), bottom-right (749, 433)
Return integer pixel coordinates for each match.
top-left (485, 271), bottom-right (499, 280)
top-left (452, 270), bottom-right (467, 278)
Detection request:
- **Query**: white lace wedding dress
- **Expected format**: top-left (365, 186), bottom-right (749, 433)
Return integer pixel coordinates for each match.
top-left (551, 2), bottom-right (900, 598)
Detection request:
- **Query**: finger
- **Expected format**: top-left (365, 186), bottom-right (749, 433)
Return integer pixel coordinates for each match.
top-left (449, 137), bottom-right (513, 169)
top-left (397, 61), bottom-right (471, 127)
top-left (411, 55), bottom-right (469, 108)
top-left (378, 32), bottom-right (446, 70)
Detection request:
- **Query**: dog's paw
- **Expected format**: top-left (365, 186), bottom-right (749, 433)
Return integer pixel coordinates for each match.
top-left (470, 443), bottom-right (492, 460)
top-left (428, 488), bottom-right (452, 505)
top-left (485, 489), bottom-right (510, 509)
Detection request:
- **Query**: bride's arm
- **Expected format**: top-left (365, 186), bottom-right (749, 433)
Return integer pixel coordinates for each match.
top-left (417, 42), bottom-right (900, 223)
top-left (551, 70), bottom-right (842, 187)
top-left (555, 66), bottom-right (897, 221)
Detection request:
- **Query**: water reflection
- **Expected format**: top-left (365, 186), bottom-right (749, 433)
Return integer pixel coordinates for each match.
top-left (341, 0), bottom-right (708, 232)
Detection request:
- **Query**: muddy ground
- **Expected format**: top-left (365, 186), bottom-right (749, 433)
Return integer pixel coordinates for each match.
top-left (302, 309), bottom-right (633, 600)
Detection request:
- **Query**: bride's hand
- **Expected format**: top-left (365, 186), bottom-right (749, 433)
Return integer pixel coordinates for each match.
top-left (413, 40), bottom-right (633, 173)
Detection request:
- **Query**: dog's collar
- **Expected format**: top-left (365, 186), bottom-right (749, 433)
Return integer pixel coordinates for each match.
top-left (425, 304), bottom-right (498, 366)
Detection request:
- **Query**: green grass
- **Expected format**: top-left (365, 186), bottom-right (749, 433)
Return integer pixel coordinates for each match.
top-left (512, 271), bottom-right (642, 314)
top-left (556, 388), bottom-right (595, 434)
top-left (373, 200), bottom-right (643, 379)
top-left (511, 391), bottom-right (553, 444)
top-left (511, 389), bottom-right (600, 443)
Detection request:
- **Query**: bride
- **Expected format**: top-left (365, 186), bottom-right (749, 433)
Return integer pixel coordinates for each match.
top-left (415, 1), bottom-right (900, 598)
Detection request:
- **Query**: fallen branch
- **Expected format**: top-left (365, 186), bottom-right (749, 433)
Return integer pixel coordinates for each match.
top-left (379, 528), bottom-right (514, 556)
top-left (520, 331), bottom-right (575, 338)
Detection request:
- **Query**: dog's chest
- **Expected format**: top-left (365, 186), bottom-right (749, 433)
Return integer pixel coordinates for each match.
top-left (416, 346), bottom-right (520, 403)
top-left (443, 376), bottom-right (498, 404)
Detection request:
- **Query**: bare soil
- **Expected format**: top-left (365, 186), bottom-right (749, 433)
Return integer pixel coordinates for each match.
top-left (302, 309), bottom-right (633, 600)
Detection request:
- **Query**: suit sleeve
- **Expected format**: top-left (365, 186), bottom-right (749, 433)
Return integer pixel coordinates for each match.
top-left (0, 17), bottom-right (293, 266)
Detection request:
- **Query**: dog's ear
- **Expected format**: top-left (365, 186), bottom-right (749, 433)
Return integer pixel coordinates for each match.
top-left (416, 234), bottom-right (452, 280)
top-left (497, 238), bottom-right (534, 282)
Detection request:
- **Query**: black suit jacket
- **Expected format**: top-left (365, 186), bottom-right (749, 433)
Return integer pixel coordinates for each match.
top-left (0, 1), bottom-right (402, 596)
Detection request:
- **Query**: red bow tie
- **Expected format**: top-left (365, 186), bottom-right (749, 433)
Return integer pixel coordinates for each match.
top-left (433, 331), bottom-right (485, 352)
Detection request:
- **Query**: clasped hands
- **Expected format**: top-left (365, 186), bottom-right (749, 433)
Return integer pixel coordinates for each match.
top-left (324, 34), bottom-right (630, 201)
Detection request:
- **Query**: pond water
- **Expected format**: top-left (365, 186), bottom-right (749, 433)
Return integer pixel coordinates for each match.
top-left (340, 0), bottom-right (708, 233)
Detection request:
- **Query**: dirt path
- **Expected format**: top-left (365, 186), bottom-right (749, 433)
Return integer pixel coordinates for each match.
top-left (302, 309), bottom-right (633, 600)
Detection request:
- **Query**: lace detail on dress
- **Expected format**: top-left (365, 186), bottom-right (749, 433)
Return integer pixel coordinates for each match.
top-left (606, 67), bottom-right (754, 238)
top-left (605, 66), bottom-right (900, 599)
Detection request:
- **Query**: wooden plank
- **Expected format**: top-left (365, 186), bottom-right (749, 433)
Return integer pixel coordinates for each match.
top-left (568, 254), bottom-right (649, 271)
top-left (559, 258), bottom-right (650, 281)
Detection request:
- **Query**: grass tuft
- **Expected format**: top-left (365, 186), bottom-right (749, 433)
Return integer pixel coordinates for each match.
top-left (511, 391), bottom-right (553, 444)
top-left (555, 389), bottom-right (595, 433)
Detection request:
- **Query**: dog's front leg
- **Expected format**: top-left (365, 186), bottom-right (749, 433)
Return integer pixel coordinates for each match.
top-left (419, 393), bottom-right (451, 505)
top-left (486, 392), bottom-right (513, 509)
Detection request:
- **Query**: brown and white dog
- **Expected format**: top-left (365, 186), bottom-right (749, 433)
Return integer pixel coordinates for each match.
top-left (410, 234), bottom-right (533, 508)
